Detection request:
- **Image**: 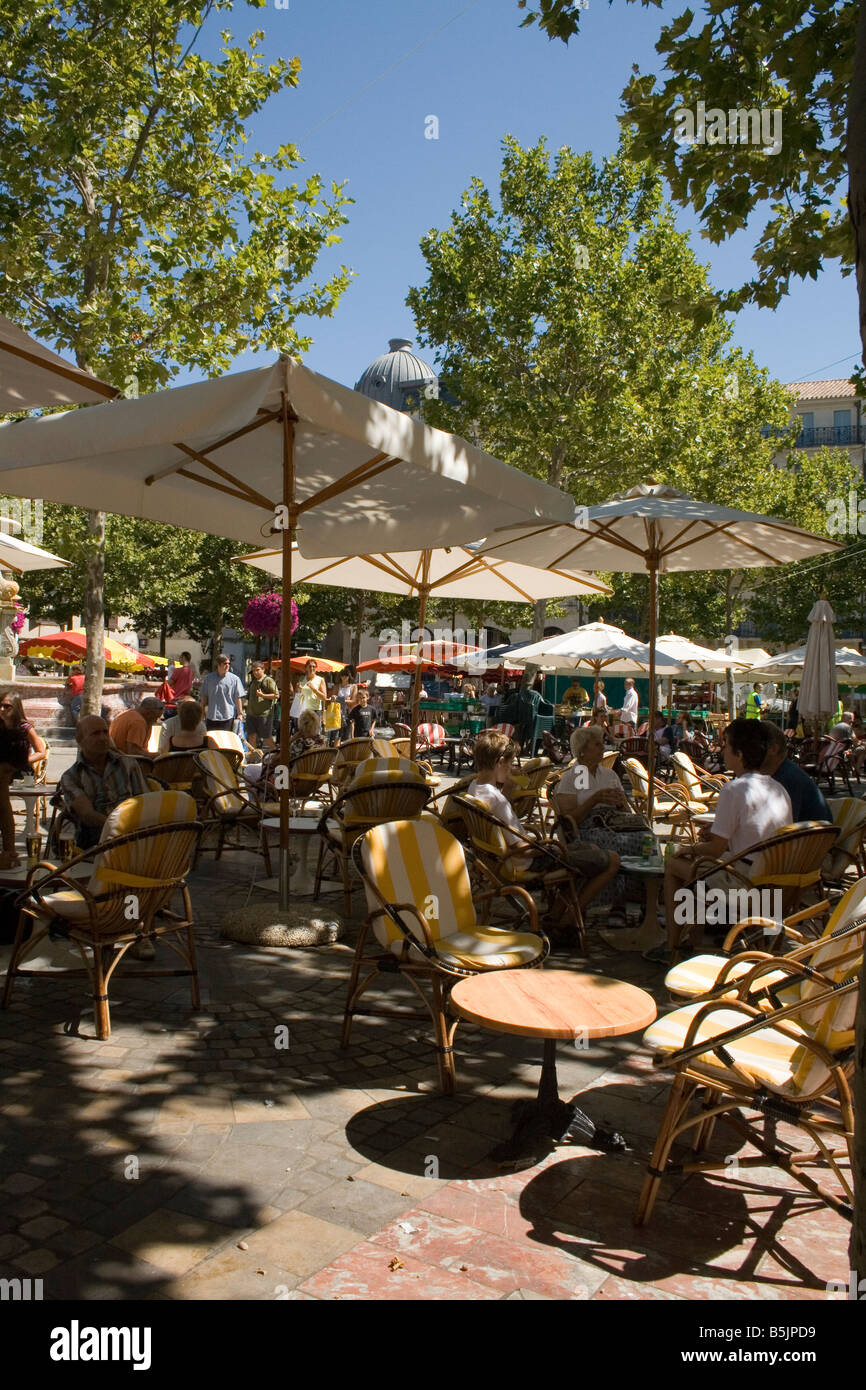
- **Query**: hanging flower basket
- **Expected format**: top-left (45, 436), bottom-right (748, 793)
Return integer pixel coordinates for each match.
top-left (242, 593), bottom-right (296, 638)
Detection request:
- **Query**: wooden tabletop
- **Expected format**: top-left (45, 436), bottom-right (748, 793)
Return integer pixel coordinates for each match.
top-left (450, 969), bottom-right (657, 1041)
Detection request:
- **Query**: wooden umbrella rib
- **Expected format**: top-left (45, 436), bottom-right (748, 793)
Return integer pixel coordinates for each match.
top-left (172, 443), bottom-right (276, 511)
top-left (662, 521), bottom-right (781, 568)
top-left (0, 339), bottom-right (119, 399)
top-left (294, 453), bottom-right (398, 516)
top-left (175, 468), bottom-right (266, 508)
top-left (144, 411), bottom-right (278, 487)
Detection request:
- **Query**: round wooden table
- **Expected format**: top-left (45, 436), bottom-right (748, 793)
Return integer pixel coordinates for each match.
top-left (451, 969), bottom-right (657, 1166)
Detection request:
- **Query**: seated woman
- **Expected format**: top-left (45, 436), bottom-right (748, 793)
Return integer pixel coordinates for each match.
top-left (290, 710), bottom-right (325, 761)
top-left (0, 691), bottom-right (48, 868)
top-left (165, 699), bottom-right (211, 751)
top-left (674, 711), bottom-right (694, 743)
top-left (555, 724), bottom-right (648, 919)
top-left (467, 730), bottom-right (620, 934)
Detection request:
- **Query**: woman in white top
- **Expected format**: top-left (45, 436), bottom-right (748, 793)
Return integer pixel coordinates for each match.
top-left (299, 658), bottom-right (328, 717)
top-left (556, 724), bottom-right (629, 825)
top-left (593, 678), bottom-right (608, 713)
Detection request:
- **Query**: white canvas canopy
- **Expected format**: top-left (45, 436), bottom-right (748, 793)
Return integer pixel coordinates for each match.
top-left (0, 354), bottom-right (574, 908)
top-left (655, 634), bottom-right (750, 675)
top-left (798, 599), bottom-right (841, 722)
top-left (753, 642), bottom-right (866, 681)
top-left (0, 315), bottom-right (117, 412)
top-left (479, 483), bottom-right (838, 815)
top-left (508, 622), bottom-right (689, 677)
top-left (0, 356), bottom-right (574, 557)
top-left (241, 543), bottom-right (610, 603)
top-left (0, 531), bottom-right (68, 574)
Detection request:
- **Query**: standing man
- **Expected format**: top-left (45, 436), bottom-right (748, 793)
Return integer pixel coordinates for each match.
top-left (745, 682), bottom-right (763, 719)
top-left (620, 677), bottom-right (639, 732)
top-left (245, 660), bottom-right (279, 749)
top-left (167, 651), bottom-right (196, 703)
top-left (199, 654), bottom-right (245, 732)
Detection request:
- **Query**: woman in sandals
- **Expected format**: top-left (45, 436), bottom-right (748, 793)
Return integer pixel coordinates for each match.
top-left (0, 691), bottom-right (47, 867)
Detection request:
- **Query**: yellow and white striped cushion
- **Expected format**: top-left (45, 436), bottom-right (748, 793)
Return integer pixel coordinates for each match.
top-left (825, 797), bottom-right (866, 877)
top-left (350, 758), bottom-right (428, 788)
top-left (362, 819), bottom-right (477, 951)
top-left (663, 953), bottom-right (789, 999)
top-left (44, 791), bottom-right (197, 919)
top-left (435, 926), bottom-right (543, 970)
top-left (645, 1003), bottom-right (809, 1095)
top-left (196, 750), bottom-right (245, 814)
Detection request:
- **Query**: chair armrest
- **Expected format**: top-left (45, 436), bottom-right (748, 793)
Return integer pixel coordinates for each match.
top-left (475, 882), bottom-right (540, 933)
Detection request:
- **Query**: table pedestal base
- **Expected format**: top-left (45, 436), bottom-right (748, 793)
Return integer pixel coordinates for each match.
top-left (491, 1038), bottom-right (628, 1169)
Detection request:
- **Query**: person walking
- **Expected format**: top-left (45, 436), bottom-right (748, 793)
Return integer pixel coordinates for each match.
top-left (167, 650), bottom-right (196, 702)
top-left (744, 682), bottom-right (763, 720)
top-left (199, 654), bottom-right (245, 732)
top-left (298, 659), bottom-right (328, 722)
top-left (245, 661), bottom-right (279, 749)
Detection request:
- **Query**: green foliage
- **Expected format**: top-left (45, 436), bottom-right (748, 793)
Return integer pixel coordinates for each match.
top-left (407, 134), bottom-right (855, 641)
top-left (0, 0), bottom-right (352, 386)
top-left (517, 0), bottom-right (856, 317)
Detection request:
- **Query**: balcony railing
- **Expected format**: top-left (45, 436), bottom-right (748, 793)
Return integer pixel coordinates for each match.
top-left (794, 425), bottom-right (866, 448)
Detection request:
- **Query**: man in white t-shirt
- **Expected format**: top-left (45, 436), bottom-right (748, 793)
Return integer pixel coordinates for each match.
top-left (647, 718), bottom-right (793, 965)
top-left (620, 678), bottom-right (639, 731)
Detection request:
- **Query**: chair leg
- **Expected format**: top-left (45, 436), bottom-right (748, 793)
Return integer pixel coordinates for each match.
top-left (260, 820), bottom-right (272, 878)
top-left (431, 975), bottom-right (455, 1095)
top-left (92, 945), bottom-right (112, 1041)
top-left (341, 919), bottom-right (371, 1048)
top-left (635, 1072), bottom-right (692, 1226)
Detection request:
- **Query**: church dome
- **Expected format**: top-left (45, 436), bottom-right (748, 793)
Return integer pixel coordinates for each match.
top-left (354, 338), bottom-right (439, 412)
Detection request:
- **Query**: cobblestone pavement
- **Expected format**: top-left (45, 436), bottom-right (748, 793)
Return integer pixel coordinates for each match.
top-left (0, 835), bottom-right (854, 1301)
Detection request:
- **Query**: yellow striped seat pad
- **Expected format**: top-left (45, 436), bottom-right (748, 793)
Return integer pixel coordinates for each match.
top-left (350, 758), bottom-right (428, 788)
top-left (44, 791), bottom-right (196, 919)
top-left (644, 1003), bottom-right (812, 1096)
top-left (197, 751), bottom-right (245, 814)
top-left (434, 927), bottom-right (542, 970)
top-left (825, 797), bottom-right (866, 877)
top-left (665, 954), bottom-right (789, 999)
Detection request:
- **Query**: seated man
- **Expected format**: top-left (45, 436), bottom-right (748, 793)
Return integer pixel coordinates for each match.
top-left (58, 716), bottom-right (148, 850)
top-left (647, 718), bottom-right (793, 965)
top-left (761, 720), bottom-right (831, 823)
top-left (467, 730), bottom-right (619, 926)
top-left (109, 697), bottom-right (164, 755)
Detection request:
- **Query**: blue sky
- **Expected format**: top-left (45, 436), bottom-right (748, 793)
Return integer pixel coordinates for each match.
top-left (202, 0), bottom-right (859, 391)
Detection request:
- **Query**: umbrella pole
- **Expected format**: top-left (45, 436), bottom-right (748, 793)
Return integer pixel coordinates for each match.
top-left (647, 561), bottom-right (658, 824)
top-left (280, 397), bottom-right (296, 913)
top-left (409, 555), bottom-right (431, 762)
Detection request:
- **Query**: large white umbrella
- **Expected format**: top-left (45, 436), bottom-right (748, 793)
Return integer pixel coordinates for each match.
top-left (0, 531), bottom-right (69, 574)
top-left (506, 621), bottom-right (689, 678)
top-left (797, 598), bottom-right (841, 723)
top-left (655, 633), bottom-right (751, 676)
top-left (753, 642), bottom-right (866, 682)
top-left (478, 482), bottom-right (839, 814)
top-left (240, 543), bottom-right (610, 748)
top-left (0, 315), bottom-right (117, 412)
top-left (0, 354), bottom-right (574, 910)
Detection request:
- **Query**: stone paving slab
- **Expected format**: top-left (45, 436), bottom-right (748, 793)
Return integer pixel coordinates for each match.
top-left (0, 844), bottom-right (856, 1301)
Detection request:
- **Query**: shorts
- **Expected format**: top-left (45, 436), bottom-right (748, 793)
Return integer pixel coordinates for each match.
top-left (531, 841), bottom-right (610, 880)
top-left (246, 713), bottom-right (273, 739)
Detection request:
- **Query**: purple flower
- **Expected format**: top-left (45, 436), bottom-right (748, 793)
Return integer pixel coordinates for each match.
top-left (243, 593), bottom-right (297, 638)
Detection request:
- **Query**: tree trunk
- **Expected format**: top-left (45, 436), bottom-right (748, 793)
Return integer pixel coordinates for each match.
top-left (350, 590), bottom-right (366, 669)
top-left (847, 0), bottom-right (866, 1288)
top-left (159, 609), bottom-right (168, 658)
top-left (81, 510), bottom-right (106, 717)
top-left (724, 574), bottom-right (736, 718)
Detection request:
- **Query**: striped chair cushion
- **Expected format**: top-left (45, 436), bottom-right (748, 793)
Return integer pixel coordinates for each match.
top-left (43, 791), bottom-right (197, 920)
top-left (350, 758), bottom-right (429, 788)
top-left (196, 750), bottom-right (246, 815)
top-left (825, 796), bottom-right (866, 878)
top-left (417, 723), bottom-right (447, 747)
top-left (361, 819), bottom-right (541, 967)
top-left (664, 953), bottom-right (789, 999)
top-left (645, 1003), bottom-right (811, 1096)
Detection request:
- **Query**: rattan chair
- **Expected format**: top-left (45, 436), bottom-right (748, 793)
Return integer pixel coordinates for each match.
top-left (330, 737), bottom-right (376, 791)
top-left (635, 910), bottom-right (864, 1225)
top-left (194, 749), bottom-right (272, 874)
top-left (342, 817), bottom-right (548, 1092)
top-left (508, 756), bottom-right (552, 830)
top-left (671, 751), bottom-right (728, 808)
top-left (668, 821), bottom-right (841, 962)
top-left (663, 874), bottom-right (866, 1003)
top-left (286, 745), bottom-right (335, 814)
top-left (451, 792), bottom-right (586, 952)
top-left (623, 758), bottom-right (704, 841)
top-left (824, 797), bottom-right (866, 882)
top-left (2, 791), bottom-right (202, 1039)
top-left (315, 765), bottom-right (432, 916)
